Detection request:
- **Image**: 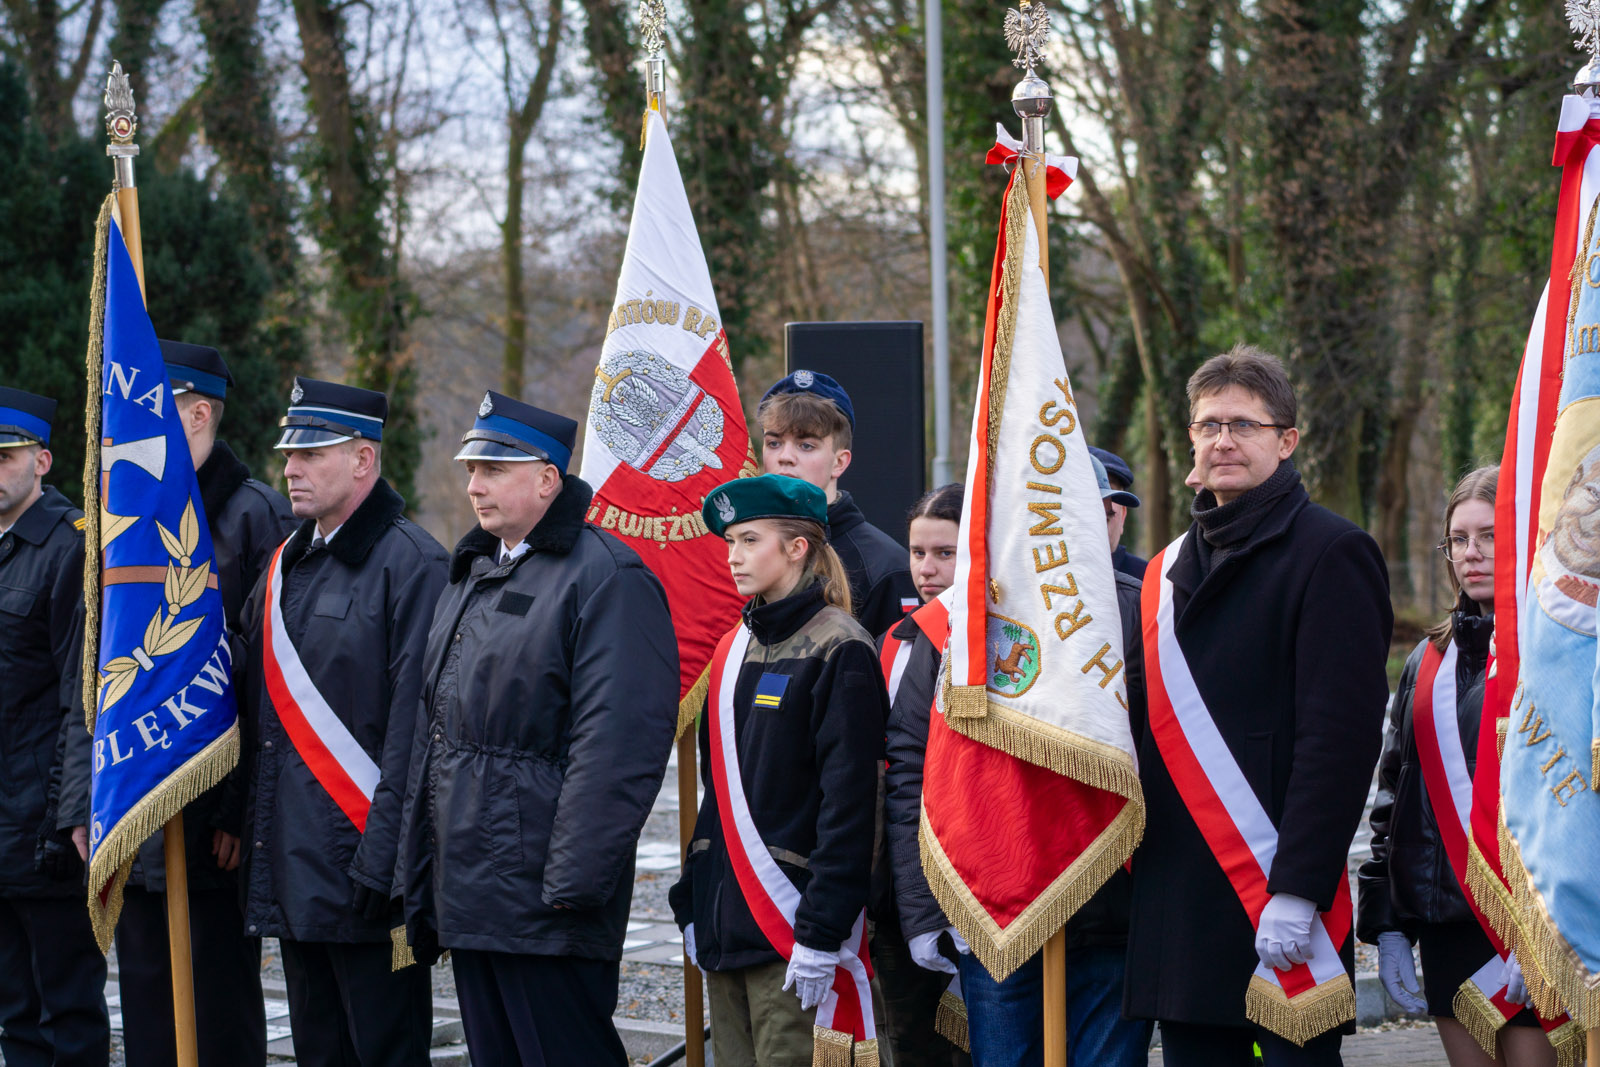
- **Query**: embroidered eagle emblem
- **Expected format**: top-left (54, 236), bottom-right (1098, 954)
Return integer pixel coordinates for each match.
top-left (793, 369), bottom-right (815, 389)
top-left (714, 493), bottom-right (735, 524)
top-left (478, 392), bottom-right (494, 418)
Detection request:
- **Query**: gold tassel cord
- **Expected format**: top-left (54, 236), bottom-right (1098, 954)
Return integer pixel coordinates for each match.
top-left (1243, 974), bottom-right (1355, 1048)
top-left (981, 171), bottom-right (1031, 483)
top-left (678, 663), bottom-right (710, 739)
top-left (919, 795), bottom-right (1143, 981)
top-left (1451, 979), bottom-right (1506, 1060)
top-left (81, 195), bottom-right (112, 731)
top-left (87, 723), bottom-right (239, 951)
top-left (934, 989), bottom-right (970, 1052)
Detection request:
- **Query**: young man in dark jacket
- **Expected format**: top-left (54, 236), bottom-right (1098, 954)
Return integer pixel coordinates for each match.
top-left (0, 387), bottom-right (109, 1067)
top-left (396, 392), bottom-right (678, 1065)
top-left (759, 370), bottom-right (917, 637)
top-left (239, 378), bottom-right (447, 1067)
top-left (1125, 345), bottom-right (1392, 1065)
top-left (112, 341), bottom-right (295, 1067)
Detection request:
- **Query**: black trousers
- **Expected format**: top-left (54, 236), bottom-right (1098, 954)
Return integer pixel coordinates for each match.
top-left (1158, 1020), bottom-right (1343, 1067)
top-left (280, 939), bottom-right (432, 1067)
top-left (451, 950), bottom-right (627, 1067)
top-left (871, 921), bottom-right (971, 1067)
top-left (114, 884), bottom-right (266, 1067)
top-left (0, 894), bottom-right (110, 1067)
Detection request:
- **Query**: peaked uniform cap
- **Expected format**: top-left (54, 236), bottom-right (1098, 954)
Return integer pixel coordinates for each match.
top-left (0, 387), bottom-right (56, 447)
top-left (159, 339), bottom-right (234, 400)
top-left (1091, 454), bottom-right (1140, 508)
top-left (455, 390), bottom-right (578, 473)
top-left (761, 370), bottom-right (855, 430)
top-left (702, 473), bottom-right (828, 536)
top-left (274, 377), bottom-right (388, 450)
top-left (1087, 445), bottom-right (1133, 490)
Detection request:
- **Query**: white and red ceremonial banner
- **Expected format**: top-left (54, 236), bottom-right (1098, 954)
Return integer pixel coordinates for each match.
top-left (1142, 534), bottom-right (1353, 1043)
top-left (580, 108), bottom-right (754, 734)
top-left (707, 624), bottom-right (877, 1065)
top-left (1410, 642), bottom-right (1580, 1062)
top-left (1465, 94), bottom-right (1600, 1030)
top-left (921, 145), bottom-right (1144, 982)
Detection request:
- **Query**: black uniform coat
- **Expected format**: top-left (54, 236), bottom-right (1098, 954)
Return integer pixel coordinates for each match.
top-left (131, 440), bottom-right (295, 892)
top-left (0, 486), bottom-right (84, 898)
top-left (1123, 482), bottom-right (1392, 1025)
top-left (669, 580), bottom-right (889, 970)
top-left (827, 491), bottom-right (917, 639)
top-left (1356, 609), bottom-right (1491, 942)
top-left (238, 478), bottom-right (447, 942)
top-left (886, 572), bottom-right (1147, 950)
top-left (396, 476), bottom-right (677, 962)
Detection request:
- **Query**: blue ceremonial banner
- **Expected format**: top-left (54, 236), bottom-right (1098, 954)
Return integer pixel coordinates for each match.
top-left (1500, 197), bottom-right (1600, 1026)
top-left (84, 199), bottom-right (239, 948)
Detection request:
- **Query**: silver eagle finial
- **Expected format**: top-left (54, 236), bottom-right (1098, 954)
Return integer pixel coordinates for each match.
top-left (1571, 0), bottom-right (1600, 59)
top-left (1004, 0), bottom-right (1050, 72)
top-left (639, 0), bottom-right (667, 59)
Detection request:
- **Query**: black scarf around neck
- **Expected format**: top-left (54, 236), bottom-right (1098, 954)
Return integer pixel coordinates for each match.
top-left (1191, 459), bottom-right (1301, 573)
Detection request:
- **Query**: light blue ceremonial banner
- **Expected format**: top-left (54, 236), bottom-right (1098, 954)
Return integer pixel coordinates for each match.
top-left (85, 204), bottom-right (238, 944)
top-left (1502, 200), bottom-right (1600, 1022)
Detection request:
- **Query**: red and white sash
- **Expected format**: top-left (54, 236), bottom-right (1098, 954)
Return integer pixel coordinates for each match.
top-left (1142, 533), bottom-right (1355, 1045)
top-left (1411, 641), bottom-right (1576, 1044)
top-left (707, 623), bottom-right (877, 1062)
top-left (879, 631), bottom-right (914, 708)
top-left (261, 539), bottom-right (381, 831)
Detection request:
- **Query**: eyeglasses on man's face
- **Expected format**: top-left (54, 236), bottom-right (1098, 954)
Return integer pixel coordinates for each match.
top-left (1186, 420), bottom-right (1291, 442)
top-left (1437, 533), bottom-right (1494, 561)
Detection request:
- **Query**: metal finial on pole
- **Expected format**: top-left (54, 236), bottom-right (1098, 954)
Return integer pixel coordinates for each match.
top-left (639, 0), bottom-right (667, 113)
top-left (104, 62), bottom-right (140, 187)
top-left (1571, 0), bottom-right (1600, 96)
top-left (1005, 0), bottom-right (1054, 280)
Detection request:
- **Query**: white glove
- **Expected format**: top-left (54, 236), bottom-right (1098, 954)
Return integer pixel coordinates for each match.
top-left (908, 928), bottom-right (961, 975)
top-left (1376, 931), bottom-right (1426, 1013)
top-left (683, 923), bottom-right (698, 968)
top-left (1503, 951), bottom-right (1531, 1007)
top-left (783, 943), bottom-right (840, 1011)
top-left (1255, 893), bottom-right (1317, 972)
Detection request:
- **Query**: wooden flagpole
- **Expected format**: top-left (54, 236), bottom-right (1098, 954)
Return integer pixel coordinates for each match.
top-left (1011, 4), bottom-right (1067, 1062)
top-left (104, 61), bottom-right (202, 1067)
top-left (636, 8), bottom-right (706, 1060)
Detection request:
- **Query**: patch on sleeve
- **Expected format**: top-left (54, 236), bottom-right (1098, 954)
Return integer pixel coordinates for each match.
top-left (72, 516), bottom-right (87, 531)
top-left (752, 672), bottom-right (789, 709)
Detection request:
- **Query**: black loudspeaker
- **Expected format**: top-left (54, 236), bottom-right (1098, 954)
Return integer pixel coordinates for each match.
top-left (784, 321), bottom-right (926, 544)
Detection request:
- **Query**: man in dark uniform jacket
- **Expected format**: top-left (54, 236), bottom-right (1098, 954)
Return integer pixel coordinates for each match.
top-left (0, 387), bottom-right (110, 1067)
top-left (759, 370), bottom-right (918, 638)
top-left (397, 391), bottom-right (677, 1065)
top-left (239, 378), bottom-right (447, 1067)
top-left (111, 341), bottom-right (295, 1067)
top-left (1124, 346), bottom-right (1392, 1065)
top-left (1089, 446), bottom-right (1149, 579)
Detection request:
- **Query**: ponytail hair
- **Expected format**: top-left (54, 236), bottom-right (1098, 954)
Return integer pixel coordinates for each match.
top-left (907, 482), bottom-right (963, 530)
top-left (766, 516), bottom-right (853, 614)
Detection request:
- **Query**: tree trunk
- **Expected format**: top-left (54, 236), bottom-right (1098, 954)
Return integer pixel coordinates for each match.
top-left (502, 122), bottom-right (530, 395)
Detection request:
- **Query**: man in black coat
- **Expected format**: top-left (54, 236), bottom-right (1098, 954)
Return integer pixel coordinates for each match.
top-left (239, 378), bottom-right (447, 1067)
top-left (111, 342), bottom-right (295, 1067)
top-left (1124, 345), bottom-right (1392, 1065)
top-left (397, 392), bottom-right (677, 1065)
top-left (759, 370), bottom-right (918, 637)
top-left (0, 387), bottom-right (110, 1067)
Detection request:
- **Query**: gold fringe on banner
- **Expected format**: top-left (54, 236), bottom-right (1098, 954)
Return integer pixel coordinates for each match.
top-left (934, 989), bottom-right (970, 1052)
top-left (1243, 974), bottom-right (1355, 1047)
top-left (920, 795), bottom-right (1142, 981)
top-left (80, 195), bottom-right (112, 730)
top-left (88, 724), bottom-right (239, 951)
top-left (980, 170), bottom-right (1031, 481)
top-left (1547, 1019), bottom-right (1586, 1067)
top-left (1592, 738), bottom-right (1599, 792)
top-left (678, 663), bottom-right (710, 739)
top-left (811, 1025), bottom-right (853, 1067)
top-left (1451, 978), bottom-right (1506, 1059)
top-left (1495, 809), bottom-right (1600, 1028)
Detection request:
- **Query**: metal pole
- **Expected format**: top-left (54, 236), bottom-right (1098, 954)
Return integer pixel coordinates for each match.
top-left (925, 0), bottom-right (951, 487)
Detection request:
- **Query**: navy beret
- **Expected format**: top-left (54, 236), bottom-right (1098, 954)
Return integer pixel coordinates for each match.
top-left (761, 370), bottom-right (855, 430)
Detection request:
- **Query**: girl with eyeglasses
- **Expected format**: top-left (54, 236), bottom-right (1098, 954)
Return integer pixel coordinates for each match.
top-left (1357, 466), bottom-right (1559, 1067)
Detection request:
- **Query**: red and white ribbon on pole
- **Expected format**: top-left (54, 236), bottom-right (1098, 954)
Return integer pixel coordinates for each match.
top-left (260, 539), bottom-right (380, 831)
top-left (1143, 534), bottom-right (1354, 1045)
top-left (706, 624), bottom-right (876, 1061)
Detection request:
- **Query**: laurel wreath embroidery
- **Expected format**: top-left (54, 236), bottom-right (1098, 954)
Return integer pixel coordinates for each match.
top-left (98, 499), bottom-right (210, 712)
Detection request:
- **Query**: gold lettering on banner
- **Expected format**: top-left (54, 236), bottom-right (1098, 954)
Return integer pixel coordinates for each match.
top-left (1081, 643), bottom-right (1124, 688)
top-left (1033, 541), bottom-right (1070, 572)
top-left (1028, 501), bottom-right (1062, 536)
top-left (1039, 580), bottom-right (1077, 609)
top-left (1542, 746), bottom-right (1569, 776)
top-left (1551, 769), bottom-right (1589, 807)
top-left (587, 502), bottom-right (711, 542)
top-left (1054, 600), bottom-right (1091, 640)
top-left (1518, 703), bottom-right (1553, 746)
top-left (1030, 435), bottom-right (1064, 474)
top-left (600, 289), bottom-right (690, 338)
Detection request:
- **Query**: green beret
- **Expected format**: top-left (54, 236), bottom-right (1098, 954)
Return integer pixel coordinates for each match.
top-left (702, 473), bottom-right (829, 536)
